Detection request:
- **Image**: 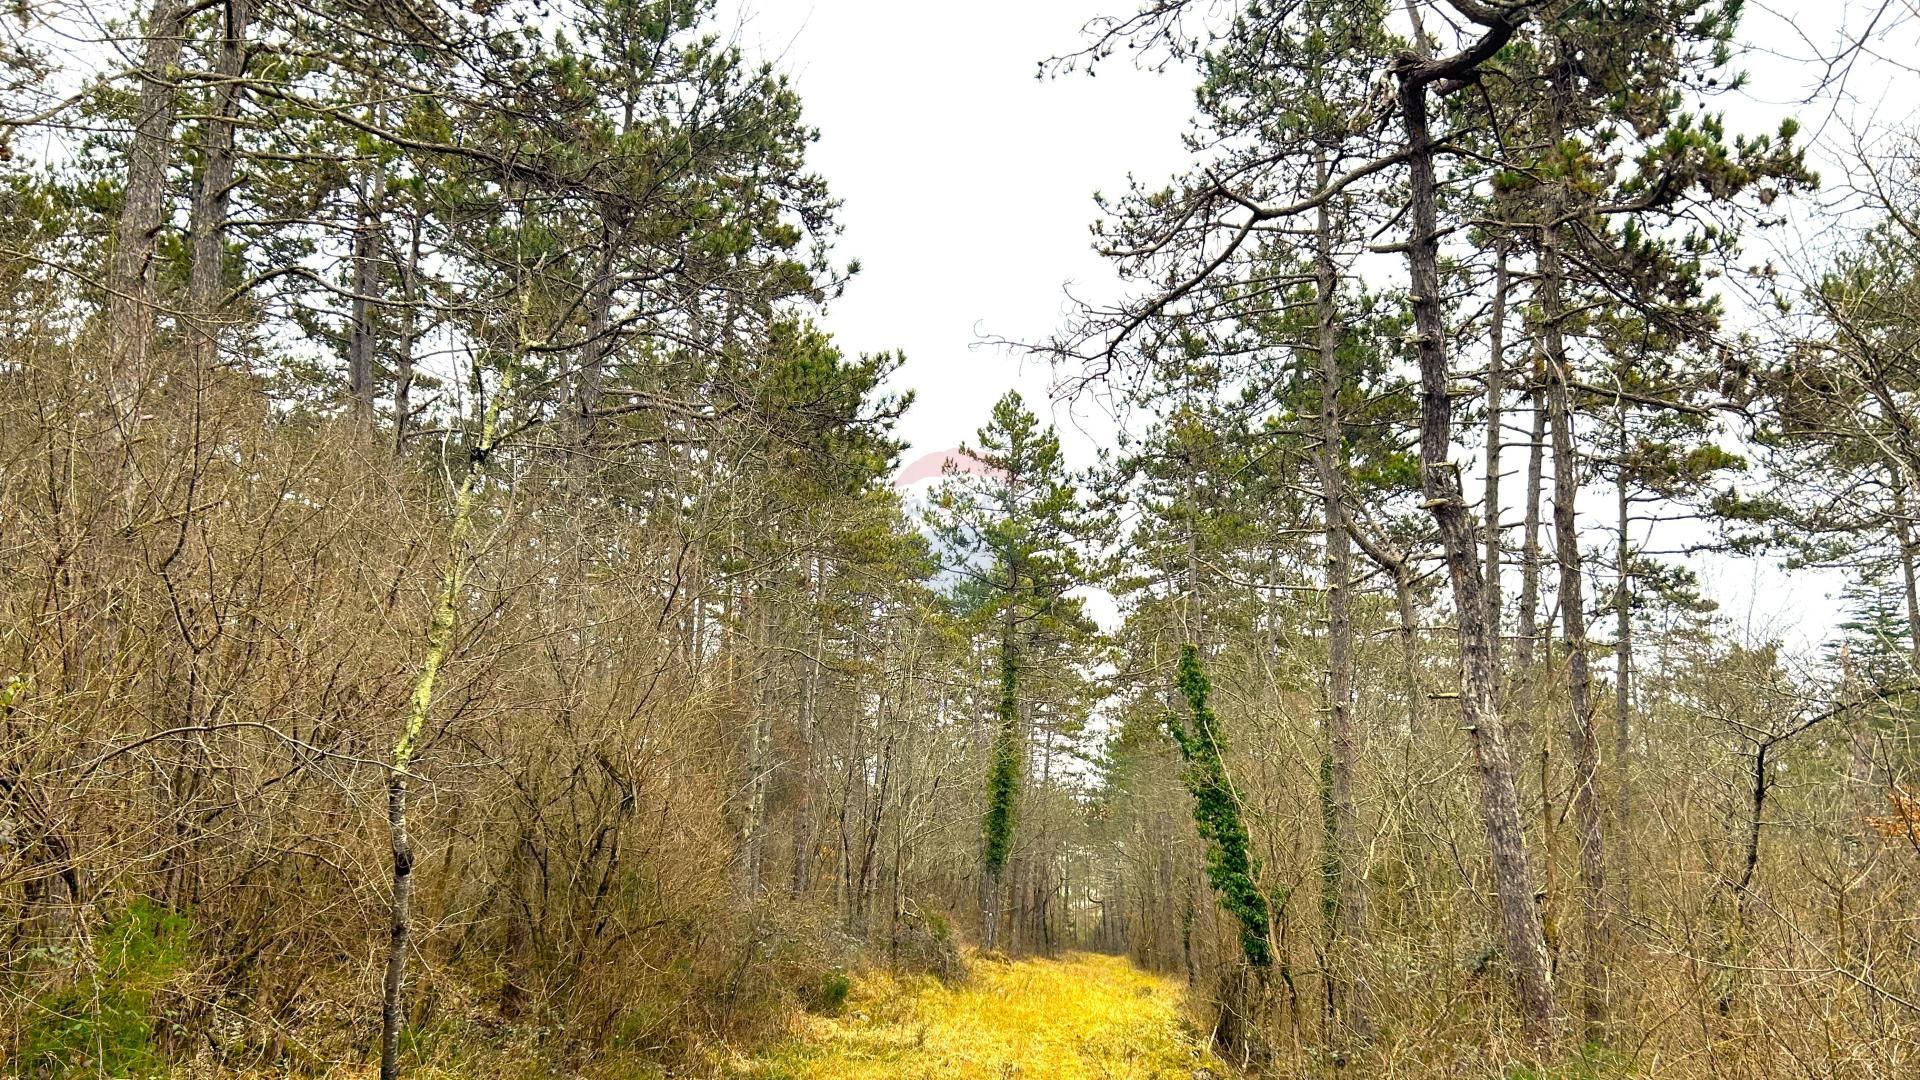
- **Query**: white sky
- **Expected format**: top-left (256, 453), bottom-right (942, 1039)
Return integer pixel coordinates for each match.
top-left (725, 1), bottom-right (1195, 458)
top-left (726, 0), bottom-right (1920, 650)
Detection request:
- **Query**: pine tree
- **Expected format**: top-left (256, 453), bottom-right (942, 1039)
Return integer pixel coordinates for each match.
top-left (928, 391), bottom-right (1101, 951)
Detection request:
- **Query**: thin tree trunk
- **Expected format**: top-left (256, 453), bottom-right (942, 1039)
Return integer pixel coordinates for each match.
top-left (383, 365), bottom-right (514, 1080)
top-left (740, 591), bottom-right (771, 898)
top-left (381, 774), bottom-right (414, 1080)
top-left (1394, 565), bottom-right (1423, 735)
top-left (1893, 470), bottom-right (1920, 672)
top-left (393, 211), bottom-right (422, 453)
top-left (186, 0), bottom-right (248, 357)
top-left (791, 561), bottom-right (825, 897)
top-left (573, 212), bottom-right (624, 441)
top-left (1542, 220), bottom-right (1611, 1031)
top-left (1351, 522), bottom-right (1423, 739)
top-left (1396, 64), bottom-right (1558, 1042)
top-left (1613, 403), bottom-right (1634, 915)
top-left (1486, 249), bottom-right (1509, 683)
top-left (1313, 168), bottom-right (1370, 1038)
top-left (1517, 383), bottom-right (1547, 673)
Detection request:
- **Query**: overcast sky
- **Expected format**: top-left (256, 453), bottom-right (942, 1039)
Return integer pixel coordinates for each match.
top-left (724, 0), bottom-right (1920, 649)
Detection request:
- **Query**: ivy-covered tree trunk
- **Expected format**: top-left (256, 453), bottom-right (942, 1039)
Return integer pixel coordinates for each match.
top-left (981, 621), bottom-right (1020, 951)
top-left (1168, 646), bottom-right (1271, 972)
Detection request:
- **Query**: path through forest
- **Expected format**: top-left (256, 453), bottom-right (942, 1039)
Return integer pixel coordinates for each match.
top-left (730, 952), bottom-right (1222, 1079)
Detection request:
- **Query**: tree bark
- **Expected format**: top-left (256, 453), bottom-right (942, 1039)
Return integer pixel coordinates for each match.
top-left (739, 588), bottom-right (771, 898)
top-left (393, 210), bottom-right (423, 453)
top-left (1486, 249), bottom-right (1509, 683)
top-left (110, 0), bottom-right (188, 364)
top-left (380, 774), bottom-right (414, 1080)
top-left (1517, 381), bottom-right (1548, 674)
top-left (573, 211), bottom-right (626, 442)
top-left (1395, 63), bottom-right (1559, 1042)
top-left (1892, 470), bottom-right (1920, 672)
top-left (382, 365), bottom-right (514, 1080)
top-left (1541, 223), bottom-right (1611, 1031)
top-left (349, 154), bottom-right (386, 422)
top-left (1313, 170), bottom-right (1371, 1038)
top-left (1613, 403), bottom-right (1634, 915)
top-left (187, 0), bottom-right (249, 355)
top-left (790, 561), bottom-right (825, 897)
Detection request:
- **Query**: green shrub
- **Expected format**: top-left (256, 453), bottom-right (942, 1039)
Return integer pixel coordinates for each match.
top-left (807, 969), bottom-right (852, 1016)
top-left (17, 899), bottom-right (192, 1079)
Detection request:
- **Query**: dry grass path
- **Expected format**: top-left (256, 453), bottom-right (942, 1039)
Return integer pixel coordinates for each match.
top-left (729, 951), bottom-right (1221, 1079)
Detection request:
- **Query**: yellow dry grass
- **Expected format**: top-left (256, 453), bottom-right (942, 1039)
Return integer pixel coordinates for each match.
top-left (729, 951), bottom-right (1219, 1080)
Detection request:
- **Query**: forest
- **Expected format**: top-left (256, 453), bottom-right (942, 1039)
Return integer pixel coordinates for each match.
top-left (2, 0), bottom-right (1919, 1076)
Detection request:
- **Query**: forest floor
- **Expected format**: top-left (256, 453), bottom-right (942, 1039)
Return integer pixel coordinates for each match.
top-left (724, 951), bottom-right (1222, 1080)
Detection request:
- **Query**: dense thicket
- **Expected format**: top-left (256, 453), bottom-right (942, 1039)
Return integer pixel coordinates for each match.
top-left (1053, 0), bottom-right (1920, 1074)
top-left (4, 0), bottom-right (1920, 1077)
top-left (0, 1), bottom-right (1023, 1074)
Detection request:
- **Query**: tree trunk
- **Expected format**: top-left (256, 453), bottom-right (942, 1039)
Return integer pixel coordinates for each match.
top-left (110, 0), bottom-right (188, 364)
top-left (380, 774), bottom-right (414, 1080)
top-left (1486, 249), bottom-right (1509, 683)
top-left (739, 593), bottom-right (771, 899)
top-left (393, 210), bottom-right (423, 453)
top-left (186, 0), bottom-right (249, 355)
top-left (1613, 404), bottom-right (1634, 915)
top-left (573, 212), bottom-right (625, 441)
top-left (1893, 470), bottom-right (1920, 672)
top-left (1313, 169), bottom-right (1370, 1038)
top-left (1517, 383), bottom-right (1547, 674)
top-left (382, 365), bottom-right (513, 1080)
top-left (349, 155), bottom-right (386, 422)
top-left (1396, 67), bottom-right (1558, 1042)
top-left (791, 563), bottom-right (825, 896)
top-left (1542, 224), bottom-right (1611, 1031)
top-left (982, 542), bottom-right (1022, 950)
